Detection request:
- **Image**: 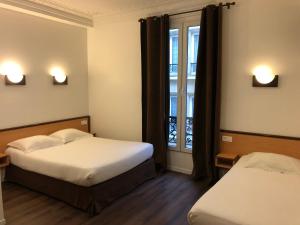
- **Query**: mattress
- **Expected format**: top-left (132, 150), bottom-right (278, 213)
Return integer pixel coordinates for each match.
top-left (188, 156), bottom-right (300, 225)
top-left (6, 137), bottom-right (153, 187)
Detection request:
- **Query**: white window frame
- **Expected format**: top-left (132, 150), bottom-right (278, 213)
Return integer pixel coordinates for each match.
top-left (188, 28), bottom-right (199, 77)
top-left (169, 13), bottom-right (200, 153)
top-left (169, 30), bottom-right (179, 77)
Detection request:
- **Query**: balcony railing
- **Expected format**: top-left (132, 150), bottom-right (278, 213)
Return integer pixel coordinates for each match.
top-left (169, 116), bottom-right (177, 144)
top-left (169, 64), bottom-right (178, 75)
top-left (168, 116), bottom-right (193, 149)
top-left (170, 63), bottom-right (197, 77)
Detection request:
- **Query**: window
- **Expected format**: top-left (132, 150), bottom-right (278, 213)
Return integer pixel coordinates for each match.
top-left (169, 29), bottom-right (179, 76)
top-left (168, 16), bottom-right (200, 152)
top-left (170, 95), bottom-right (177, 116)
top-left (169, 95), bottom-right (177, 147)
top-left (188, 27), bottom-right (199, 76)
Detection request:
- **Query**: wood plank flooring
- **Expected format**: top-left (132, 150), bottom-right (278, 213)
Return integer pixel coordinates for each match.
top-left (2, 172), bottom-right (211, 225)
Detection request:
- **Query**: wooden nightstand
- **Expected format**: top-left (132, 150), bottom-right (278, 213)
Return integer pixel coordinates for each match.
top-left (215, 153), bottom-right (239, 169)
top-left (0, 153), bottom-right (9, 168)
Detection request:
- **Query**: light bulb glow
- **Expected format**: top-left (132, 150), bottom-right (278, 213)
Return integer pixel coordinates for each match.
top-left (1, 61), bottom-right (24, 83)
top-left (50, 67), bottom-right (67, 83)
top-left (252, 65), bottom-right (275, 84)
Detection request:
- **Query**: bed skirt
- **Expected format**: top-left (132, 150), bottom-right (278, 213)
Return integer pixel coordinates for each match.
top-left (5, 158), bottom-right (156, 215)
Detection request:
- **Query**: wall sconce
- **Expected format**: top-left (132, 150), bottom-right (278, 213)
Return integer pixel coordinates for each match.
top-left (252, 65), bottom-right (278, 87)
top-left (0, 61), bottom-right (26, 85)
top-left (50, 67), bottom-right (68, 85)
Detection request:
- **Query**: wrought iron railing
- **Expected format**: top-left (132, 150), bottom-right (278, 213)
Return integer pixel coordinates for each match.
top-left (168, 116), bottom-right (193, 148)
top-left (185, 117), bottom-right (193, 148)
top-left (169, 64), bottom-right (178, 75)
top-left (170, 63), bottom-right (196, 76)
top-left (168, 116), bottom-right (177, 144)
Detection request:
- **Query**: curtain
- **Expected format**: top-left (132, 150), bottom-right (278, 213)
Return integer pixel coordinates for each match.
top-left (192, 5), bottom-right (223, 182)
top-left (140, 15), bottom-right (170, 171)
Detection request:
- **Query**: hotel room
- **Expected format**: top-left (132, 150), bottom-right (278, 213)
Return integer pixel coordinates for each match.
top-left (0, 0), bottom-right (299, 224)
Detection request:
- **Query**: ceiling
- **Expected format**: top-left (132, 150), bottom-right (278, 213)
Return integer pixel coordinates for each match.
top-left (0, 0), bottom-right (210, 26)
top-left (26, 0), bottom-right (188, 18)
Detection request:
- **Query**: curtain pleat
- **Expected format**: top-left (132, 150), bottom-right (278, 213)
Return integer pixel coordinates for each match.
top-left (192, 5), bottom-right (223, 182)
top-left (140, 15), bottom-right (170, 170)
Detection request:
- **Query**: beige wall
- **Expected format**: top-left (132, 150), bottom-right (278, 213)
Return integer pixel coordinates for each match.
top-left (221, 0), bottom-right (300, 137)
top-left (88, 18), bottom-right (142, 141)
top-left (0, 7), bottom-right (88, 129)
top-left (88, 0), bottom-right (300, 173)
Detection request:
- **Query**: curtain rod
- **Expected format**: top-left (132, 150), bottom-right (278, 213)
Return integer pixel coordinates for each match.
top-left (139, 2), bottom-right (235, 22)
top-left (169, 2), bottom-right (235, 17)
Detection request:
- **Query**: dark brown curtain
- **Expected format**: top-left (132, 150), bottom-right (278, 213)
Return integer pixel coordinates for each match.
top-left (192, 5), bottom-right (222, 182)
top-left (140, 15), bottom-right (169, 170)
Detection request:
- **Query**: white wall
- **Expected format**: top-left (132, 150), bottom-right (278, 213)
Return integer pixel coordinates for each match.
top-left (88, 18), bottom-right (142, 141)
top-left (221, 0), bottom-right (300, 137)
top-left (0, 7), bottom-right (89, 129)
top-left (88, 0), bottom-right (300, 173)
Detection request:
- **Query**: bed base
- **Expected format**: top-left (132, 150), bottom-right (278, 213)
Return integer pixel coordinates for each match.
top-left (5, 158), bottom-right (156, 216)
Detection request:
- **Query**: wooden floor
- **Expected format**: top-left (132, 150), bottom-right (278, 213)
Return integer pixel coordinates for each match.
top-left (2, 172), bottom-right (210, 225)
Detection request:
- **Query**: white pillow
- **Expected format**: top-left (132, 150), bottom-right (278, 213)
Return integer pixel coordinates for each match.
top-left (242, 152), bottom-right (300, 175)
top-left (50, 128), bottom-right (92, 143)
top-left (8, 135), bottom-right (63, 153)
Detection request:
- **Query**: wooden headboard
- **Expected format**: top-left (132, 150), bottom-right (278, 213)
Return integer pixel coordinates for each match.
top-left (220, 130), bottom-right (300, 160)
top-left (0, 116), bottom-right (90, 152)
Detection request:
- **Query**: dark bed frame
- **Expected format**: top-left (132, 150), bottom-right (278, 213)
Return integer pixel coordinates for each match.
top-left (6, 159), bottom-right (156, 215)
top-left (1, 116), bottom-right (156, 215)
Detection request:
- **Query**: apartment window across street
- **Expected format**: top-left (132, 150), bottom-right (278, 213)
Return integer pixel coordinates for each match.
top-left (168, 16), bottom-right (200, 152)
top-left (170, 29), bottom-right (179, 75)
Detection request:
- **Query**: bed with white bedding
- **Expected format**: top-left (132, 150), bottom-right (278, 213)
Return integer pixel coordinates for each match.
top-left (188, 152), bottom-right (300, 225)
top-left (6, 137), bottom-right (153, 186)
top-left (5, 133), bottom-right (156, 215)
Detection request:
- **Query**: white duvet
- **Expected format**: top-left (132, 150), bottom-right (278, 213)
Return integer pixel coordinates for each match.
top-left (188, 155), bottom-right (300, 225)
top-left (6, 137), bottom-right (153, 187)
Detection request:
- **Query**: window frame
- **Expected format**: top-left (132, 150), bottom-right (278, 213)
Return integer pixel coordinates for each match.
top-left (169, 30), bottom-right (179, 76)
top-left (169, 14), bottom-right (201, 154)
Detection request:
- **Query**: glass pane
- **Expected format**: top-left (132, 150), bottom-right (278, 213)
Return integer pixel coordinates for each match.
top-left (185, 26), bottom-right (200, 149)
top-left (169, 29), bottom-right (179, 147)
top-left (187, 26), bottom-right (200, 77)
top-left (169, 29), bottom-right (179, 76)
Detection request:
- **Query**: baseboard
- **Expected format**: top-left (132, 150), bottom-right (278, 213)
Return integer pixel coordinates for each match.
top-left (0, 219), bottom-right (6, 225)
top-left (167, 165), bottom-right (192, 175)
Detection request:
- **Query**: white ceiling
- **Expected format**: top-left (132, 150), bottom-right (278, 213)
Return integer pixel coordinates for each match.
top-left (0, 0), bottom-right (211, 26)
top-left (27, 0), bottom-right (188, 18)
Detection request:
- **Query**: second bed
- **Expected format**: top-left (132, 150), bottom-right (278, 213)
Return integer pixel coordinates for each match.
top-left (188, 152), bottom-right (300, 225)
